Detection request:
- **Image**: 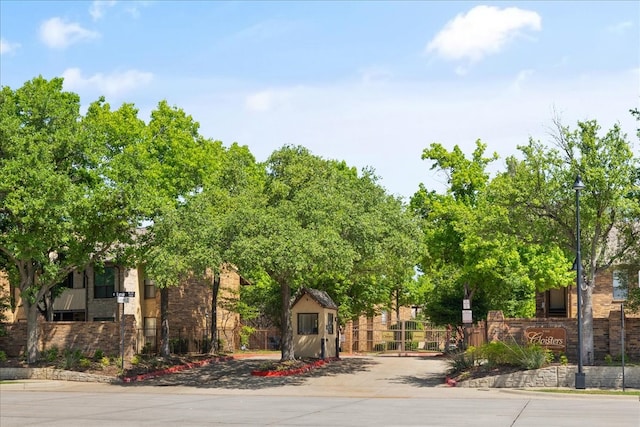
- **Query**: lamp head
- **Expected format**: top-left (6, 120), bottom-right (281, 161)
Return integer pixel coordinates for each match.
top-left (573, 175), bottom-right (585, 191)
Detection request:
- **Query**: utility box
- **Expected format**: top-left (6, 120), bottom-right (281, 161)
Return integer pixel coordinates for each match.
top-left (291, 288), bottom-right (338, 359)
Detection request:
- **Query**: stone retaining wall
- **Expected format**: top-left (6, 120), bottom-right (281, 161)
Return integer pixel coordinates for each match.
top-left (458, 366), bottom-right (640, 389)
top-left (0, 367), bottom-right (118, 383)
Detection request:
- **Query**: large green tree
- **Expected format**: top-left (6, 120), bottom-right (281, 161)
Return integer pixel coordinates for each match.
top-left (494, 119), bottom-right (639, 365)
top-left (229, 146), bottom-right (420, 360)
top-left (133, 101), bottom-right (225, 357)
top-left (411, 140), bottom-right (573, 325)
top-left (0, 77), bottom-right (145, 363)
top-left (142, 142), bottom-right (264, 355)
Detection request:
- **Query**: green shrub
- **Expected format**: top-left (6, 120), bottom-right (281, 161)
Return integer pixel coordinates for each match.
top-left (79, 357), bottom-right (92, 368)
top-left (44, 346), bottom-right (59, 363)
top-left (93, 349), bottom-right (104, 361)
top-left (130, 354), bottom-right (141, 365)
top-left (478, 341), bottom-right (550, 370)
top-left (447, 347), bottom-right (480, 374)
top-left (0, 350), bottom-right (7, 362)
top-left (480, 341), bottom-right (513, 367)
top-left (559, 354), bottom-right (568, 365)
top-left (62, 349), bottom-right (83, 370)
top-left (373, 343), bottom-right (386, 352)
top-left (517, 345), bottom-right (548, 370)
top-left (170, 338), bottom-right (189, 354)
top-left (100, 356), bottom-right (111, 367)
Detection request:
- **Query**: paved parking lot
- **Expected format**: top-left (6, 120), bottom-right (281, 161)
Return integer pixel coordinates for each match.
top-left (2, 355), bottom-right (639, 426)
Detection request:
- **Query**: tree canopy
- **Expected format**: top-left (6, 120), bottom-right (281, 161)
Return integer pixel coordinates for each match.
top-left (0, 77), bottom-right (146, 362)
top-left (229, 146), bottom-right (421, 360)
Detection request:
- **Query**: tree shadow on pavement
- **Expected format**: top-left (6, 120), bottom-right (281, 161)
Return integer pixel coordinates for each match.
top-left (390, 373), bottom-right (447, 388)
top-left (119, 358), bottom-right (378, 390)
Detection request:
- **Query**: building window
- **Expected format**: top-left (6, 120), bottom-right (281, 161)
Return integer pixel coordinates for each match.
top-left (327, 313), bottom-right (334, 334)
top-left (381, 310), bottom-right (388, 326)
top-left (613, 270), bottom-right (629, 301)
top-left (144, 317), bottom-right (157, 337)
top-left (297, 313), bottom-right (318, 335)
top-left (53, 311), bottom-right (85, 321)
top-left (144, 278), bottom-right (156, 299)
top-left (58, 272), bottom-right (74, 289)
top-left (94, 266), bottom-right (116, 299)
top-left (144, 317), bottom-right (157, 350)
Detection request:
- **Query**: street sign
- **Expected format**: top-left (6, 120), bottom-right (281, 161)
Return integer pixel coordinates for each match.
top-left (112, 292), bottom-right (136, 298)
top-left (113, 292), bottom-right (135, 303)
top-left (462, 309), bottom-right (472, 324)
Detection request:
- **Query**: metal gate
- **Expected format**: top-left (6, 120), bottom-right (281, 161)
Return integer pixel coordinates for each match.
top-left (349, 319), bottom-right (449, 354)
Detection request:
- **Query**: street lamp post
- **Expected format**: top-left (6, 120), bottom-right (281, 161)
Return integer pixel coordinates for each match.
top-left (573, 175), bottom-right (586, 389)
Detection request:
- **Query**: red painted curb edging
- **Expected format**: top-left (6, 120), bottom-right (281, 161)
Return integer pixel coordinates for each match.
top-left (251, 357), bottom-right (340, 377)
top-left (122, 356), bottom-right (234, 383)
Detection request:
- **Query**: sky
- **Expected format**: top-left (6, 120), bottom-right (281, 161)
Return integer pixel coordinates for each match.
top-left (1, 1), bottom-right (639, 200)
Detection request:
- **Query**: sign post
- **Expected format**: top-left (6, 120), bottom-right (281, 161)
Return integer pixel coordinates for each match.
top-left (621, 303), bottom-right (625, 392)
top-left (113, 292), bottom-right (135, 371)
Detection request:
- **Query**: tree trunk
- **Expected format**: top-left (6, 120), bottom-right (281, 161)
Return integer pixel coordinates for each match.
top-left (25, 299), bottom-right (39, 364)
top-left (210, 272), bottom-right (220, 353)
top-left (280, 281), bottom-right (294, 361)
top-left (160, 287), bottom-right (170, 357)
top-left (582, 279), bottom-right (595, 365)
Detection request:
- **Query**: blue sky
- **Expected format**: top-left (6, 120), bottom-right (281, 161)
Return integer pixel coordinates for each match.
top-left (2, 1), bottom-right (638, 199)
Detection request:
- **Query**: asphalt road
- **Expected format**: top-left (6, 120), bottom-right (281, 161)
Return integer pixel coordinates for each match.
top-left (1, 355), bottom-right (638, 426)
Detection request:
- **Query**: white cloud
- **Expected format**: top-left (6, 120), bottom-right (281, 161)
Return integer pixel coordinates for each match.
top-left (184, 68), bottom-right (637, 199)
top-left (124, 1), bottom-right (153, 19)
top-left (359, 66), bottom-right (393, 84)
top-left (245, 89), bottom-right (294, 112)
top-left (0, 38), bottom-right (21, 55)
top-left (510, 69), bottom-right (535, 93)
top-left (606, 21), bottom-right (633, 35)
top-left (426, 5), bottom-right (542, 63)
top-left (89, 0), bottom-right (117, 21)
top-left (62, 68), bottom-right (153, 97)
top-left (39, 17), bottom-right (99, 49)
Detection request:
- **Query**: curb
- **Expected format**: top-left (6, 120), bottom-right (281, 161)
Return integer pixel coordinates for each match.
top-left (122, 356), bottom-right (234, 383)
top-left (251, 357), bottom-right (340, 377)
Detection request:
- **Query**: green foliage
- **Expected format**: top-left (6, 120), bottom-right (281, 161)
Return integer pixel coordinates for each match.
top-left (93, 349), bottom-right (104, 361)
top-left (44, 347), bottom-right (59, 363)
top-left (100, 356), bottom-right (111, 367)
top-left (62, 349), bottom-right (83, 370)
top-left (170, 338), bottom-right (189, 354)
top-left (494, 118), bottom-right (639, 362)
top-left (230, 145), bottom-right (421, 359)
top-left (0, 77), bottom-right (151, 362)
top-left (447, 346), bottom-right (481, 374)
top-left (130, 354), bottom-right (141, 365)
top-left (479, 341), bottom-right (550, 370)
top-left (412, 140), bottom-right (542, 324)
top-left (240, 325), bottom-right (255, 348)
top-left (0, 291), bottom-right (8, 337)
top-left (559, 353), bottom-right (569, 365)
top-left (0, 350), bottom-right (7, 362)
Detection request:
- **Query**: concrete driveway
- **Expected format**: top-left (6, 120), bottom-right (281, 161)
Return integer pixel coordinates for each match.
top-left (123, 354), bottom-right (450, 397)
top-left (2, 354), bottom-right (639, 426)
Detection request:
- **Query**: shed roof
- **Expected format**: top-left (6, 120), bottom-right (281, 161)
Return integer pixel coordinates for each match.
top-left (292, 287), bottom-right (338, 310)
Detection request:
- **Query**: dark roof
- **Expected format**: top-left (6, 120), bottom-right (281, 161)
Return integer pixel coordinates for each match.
top-left (292, 287), bottom-right (338, 310)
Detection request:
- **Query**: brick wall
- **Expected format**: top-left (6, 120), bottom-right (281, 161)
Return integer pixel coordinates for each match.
top-left (164, 269), bottom-right (240, 350)
top-left (486, 310), bottom-right (640, 362)
top-left (0, 315), bottom-right (136, 358)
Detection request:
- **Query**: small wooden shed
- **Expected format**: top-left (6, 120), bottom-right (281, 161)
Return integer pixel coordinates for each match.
top-left (291, 287), bottom-right (338, 359)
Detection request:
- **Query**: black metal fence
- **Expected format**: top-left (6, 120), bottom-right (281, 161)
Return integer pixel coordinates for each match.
top-left (135, 327), bottom-right (237, 355)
